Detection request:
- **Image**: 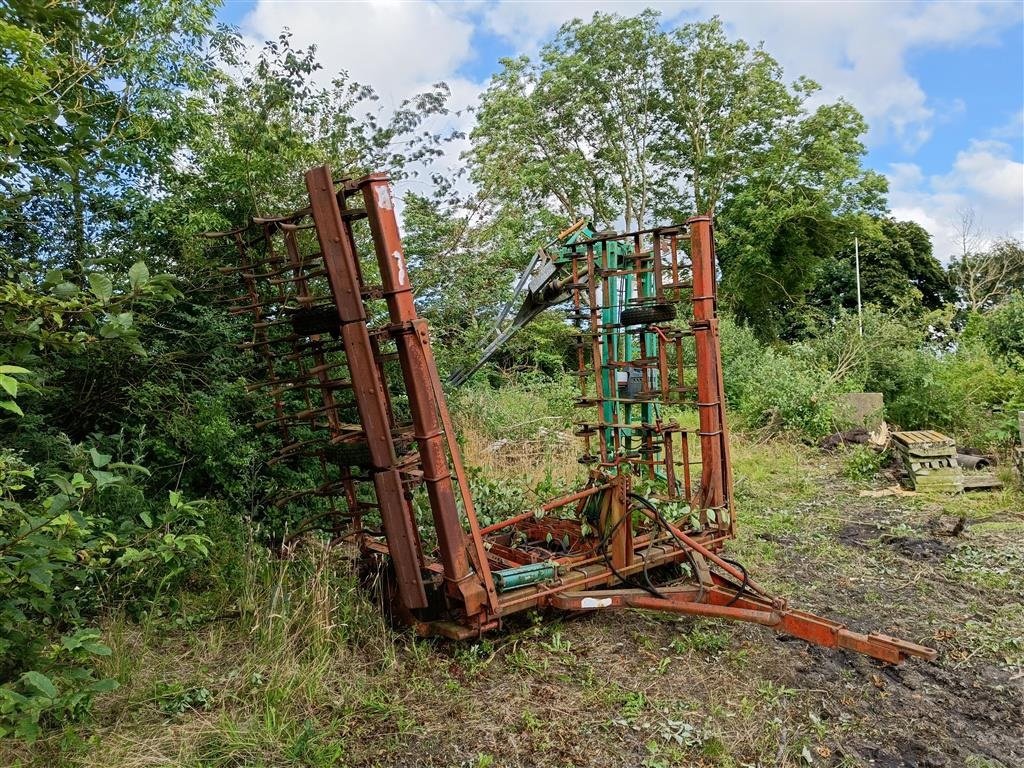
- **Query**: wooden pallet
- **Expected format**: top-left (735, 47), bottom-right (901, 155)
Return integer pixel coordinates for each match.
top-left (891, 430), bottom-right (963, 492)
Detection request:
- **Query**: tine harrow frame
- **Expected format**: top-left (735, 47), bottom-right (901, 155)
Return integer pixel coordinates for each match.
top-left (206, 164), bottom-right (937, 665)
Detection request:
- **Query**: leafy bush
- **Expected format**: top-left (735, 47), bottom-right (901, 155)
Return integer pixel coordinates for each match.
top-left (719, 308), bottom-right (1024, 448)
top-left (844, 446), bottom-right (884, 481)
top-left (820, 308), bottom-right (1024, 447)
top-left (127, 380), bottom-right (262, 503)
top-left (926, 345), bottom-right (1024, 447)
top-left (740, 348), bottom-right (839, 437)
top-left (0, 447), bottom-right (209, 739)
top-left (983, 293), bottom-right (1024, 370)
top-left (0, 260), bottom-right (215, 740)
top-left (801, 308), bottom-right (960, 431)
top-left (465, 467), bottom-right (531, 528)
top-left (720, 318), bottom-right (838, 437)
top-left (0, 628), bottom-right (117, 743)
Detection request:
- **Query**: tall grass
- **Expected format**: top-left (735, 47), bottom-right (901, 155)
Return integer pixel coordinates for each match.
top-left (451, 375), bottom-right (583, 493)
top-left (237, 532), bottom-right (395, 664)
top-left (1, 532), bottom-right (411, 768)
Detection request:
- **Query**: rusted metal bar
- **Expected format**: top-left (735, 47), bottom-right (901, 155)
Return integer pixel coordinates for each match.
top-left (305, 164), bottom-right (427, 609)
top-left (551, 586), bottom-right (936, 664)
top-left (479, 484), bottom-right (613, 536)
top-left (688, 216), bottom-right (726, 511)
top-left (418, 320), bottom-right (500, 614)
top-left (357, 173), bottom-right (491, 617)
top-left (587, 475), bottom-right (632, 573)
top-left (552, 590), bottom-right (780, 626)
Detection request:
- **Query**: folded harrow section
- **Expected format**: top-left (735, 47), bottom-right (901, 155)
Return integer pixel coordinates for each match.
top-left (563, 218), bottom-right (732, 536)
top-left (207, 168), bottom-right (496, 616)
top-left (208, 164), bottom-right (937, 665)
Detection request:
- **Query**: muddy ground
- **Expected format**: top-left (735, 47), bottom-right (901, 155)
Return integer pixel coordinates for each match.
top-left (377, 444), bottom-right (1024, 768)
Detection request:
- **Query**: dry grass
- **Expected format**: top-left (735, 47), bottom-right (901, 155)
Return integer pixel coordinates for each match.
top-left (451, 378), bottom-right (583, 491)
top-left (459, 421), bottom-right (582, 489)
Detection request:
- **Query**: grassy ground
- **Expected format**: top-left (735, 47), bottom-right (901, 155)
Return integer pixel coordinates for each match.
top-left (4, 436), bottom-right (1022, 768)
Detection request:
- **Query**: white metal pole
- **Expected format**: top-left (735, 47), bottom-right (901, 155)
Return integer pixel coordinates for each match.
top-left (854, 236), bottom-right (862, 337)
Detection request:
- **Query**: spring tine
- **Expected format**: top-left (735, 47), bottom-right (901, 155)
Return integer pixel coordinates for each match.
top-left (255, 403), bottom-right (337, 429)
top-left (268, 269), bottom-right (328, 286)
top-left (200, 225), bottom-right (249, 239)
top-left (251, 317), bottom-right (296, 331)
top-left (272, 490), bottom-right (355, 509)
top-left (277, 219), bottom-right (317, 232)
top-left (278, 340), bottom-right (348, 361)
top-left (244, 365), bottom-right (349, 387)
top-left (238, 335), bottom-right (300, 350)
top-left (271, 479), bottom-right (355, 507)
top-left (257, 378), bottom-right (353, 397)
top-left (269, 436), bottom-right (329, 463)
top-left (229, 305), bottom-right (266, 315)
top-left (253, 210), bottom-right (308, 226)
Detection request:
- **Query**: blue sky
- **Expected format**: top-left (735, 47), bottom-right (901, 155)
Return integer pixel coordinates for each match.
top-left (216, 0), bottom-right (1024, 259)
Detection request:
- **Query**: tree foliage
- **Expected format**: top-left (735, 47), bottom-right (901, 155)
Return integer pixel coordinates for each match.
top-left (1, 0), bottom-right (218, 269)
top-left (982, 291), bottom-right (1024, 367)
top-left (162, 30), bottom-right (458, 236)
top-left (949, 237), bottom-right (1024, 313)
top-left (805, 216), bottom-right (952, 326)
top-left (469, 11), bottom-right (674, 232)
top-left (469, 13), bottom-right (887, 337)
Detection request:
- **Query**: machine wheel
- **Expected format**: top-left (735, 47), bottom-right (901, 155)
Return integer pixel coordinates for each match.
top-left (326, 441), bottom-right (374, 468)
top-left (619, 303), bottom-right (676, 327)
top-left (289, 306), bottom-right (341, 338)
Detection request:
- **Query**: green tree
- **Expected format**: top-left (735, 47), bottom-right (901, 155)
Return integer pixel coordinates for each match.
top-left (402, 189), bottom-right (576, 376)
top-left (983, 291), bottom-right (1024, 368)
top-left (0, 0), bottom-right (218, 270)
top-left (660, 17), bottom-right (798, 215)
top-left (31, 30), bottom-right (464, 478)
top-left (156, 30), bottom-right (459, 245)
top-left (714, 97), bottom-right (887, 338)
top-left (469, 11), bottom-right (675, 232)
top-left (806, 217), bottom-right (952, 322)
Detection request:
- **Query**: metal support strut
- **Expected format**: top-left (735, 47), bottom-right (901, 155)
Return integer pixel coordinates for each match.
top-left (551, 584), bottom-right (937, 665)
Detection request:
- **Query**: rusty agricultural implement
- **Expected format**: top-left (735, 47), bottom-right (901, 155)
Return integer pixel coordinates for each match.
top-left (205, 165), bottom-right (937, 665)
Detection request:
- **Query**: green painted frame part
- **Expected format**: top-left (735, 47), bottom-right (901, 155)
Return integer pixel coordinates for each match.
top-left (553, 226), bottom-right (662, 463)
top-left (493, 562), bottom-right (559, 592)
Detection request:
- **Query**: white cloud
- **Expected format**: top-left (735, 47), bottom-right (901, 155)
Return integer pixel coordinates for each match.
top-left (482, 1), bottom-right (1020, 153)
top-left (241, 0), bottom-right (477, 103)
top-left (695, 1), bottom-right (1020, 151)
top-left (888, 139), bottom-right (1024, 261)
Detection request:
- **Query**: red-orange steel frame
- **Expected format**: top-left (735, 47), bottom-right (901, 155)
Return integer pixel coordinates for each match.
top-left (209, 164), bottom-right (936, 665)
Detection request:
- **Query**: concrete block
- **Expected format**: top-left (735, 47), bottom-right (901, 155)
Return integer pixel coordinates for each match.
top-left (836, 392), bottom-right (884, 431)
